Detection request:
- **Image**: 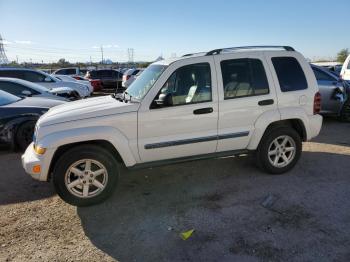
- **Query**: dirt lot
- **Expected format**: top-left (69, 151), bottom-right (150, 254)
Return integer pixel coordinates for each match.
top-left (0, 118), bottom-right (350, 262)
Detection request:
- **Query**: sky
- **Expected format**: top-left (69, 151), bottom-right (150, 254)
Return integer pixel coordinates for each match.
top-left (0, 0), bottom-right (349, 63)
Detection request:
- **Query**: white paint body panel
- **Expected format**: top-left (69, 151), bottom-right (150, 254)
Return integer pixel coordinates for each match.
top-left (22, 49), bottom-right (323, 181)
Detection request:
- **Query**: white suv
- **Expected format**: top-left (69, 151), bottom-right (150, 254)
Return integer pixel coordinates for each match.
top-left (22, 46), bottom-right (323, 206)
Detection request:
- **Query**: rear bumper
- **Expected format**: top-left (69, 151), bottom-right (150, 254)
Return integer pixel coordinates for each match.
top-left (307, 114), bottom-right (323, 140)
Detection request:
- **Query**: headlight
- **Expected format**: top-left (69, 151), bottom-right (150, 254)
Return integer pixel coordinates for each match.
top-left (34, 144), bottom-right (46, 155)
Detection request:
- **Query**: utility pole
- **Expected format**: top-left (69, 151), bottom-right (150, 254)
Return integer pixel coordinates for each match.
top-left (0, 34), bottom-right (9, 64)
top-left (16, 55), bottom-right (19, 64)
top-left (100, 45), bottom-right (104, 65)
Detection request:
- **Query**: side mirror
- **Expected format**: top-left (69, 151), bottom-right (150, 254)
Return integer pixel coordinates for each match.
top-left (22, 90), bottom-right (32, 97)
top-left (44, 77), bottom-right (52, 82)
top-left (155, 93), bottom-right (173, 107)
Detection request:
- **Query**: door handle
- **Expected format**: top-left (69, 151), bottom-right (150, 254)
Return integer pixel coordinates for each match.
top-left (193, 107), bottom-right (213, 115)
top-left (258, 99), bottom-right (274, 106)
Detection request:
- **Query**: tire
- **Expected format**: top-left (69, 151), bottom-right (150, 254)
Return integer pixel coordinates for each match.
top-left (256, 126), bottom-right (302, 174)
top-left (15, 121), bottom-right (36, 151)
top-left (339, 99), bottom-right (350, 122)
top-left (53, 145), bottom-right (119, 206)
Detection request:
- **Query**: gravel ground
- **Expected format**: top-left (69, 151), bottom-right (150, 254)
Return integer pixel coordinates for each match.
top-left (0, 118), bottom-right (350, 262)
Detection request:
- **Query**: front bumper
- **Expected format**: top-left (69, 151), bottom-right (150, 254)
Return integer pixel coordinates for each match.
top-left (21, 142), bottom-right (53, 181)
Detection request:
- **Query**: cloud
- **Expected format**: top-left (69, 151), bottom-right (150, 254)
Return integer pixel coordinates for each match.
top-left (0, 40), bottom-right (13, 45)
top-left (15, 40), bottom-right (34, 44)
top-left (92, 46), bottom-right (99, 49)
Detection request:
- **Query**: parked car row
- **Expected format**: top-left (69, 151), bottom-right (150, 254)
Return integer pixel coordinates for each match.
top-left (0, 90), bottom-right (66, 150)
top-left (0, 68), bottom-right (92, 98)
top-left (51, 67), bottom-right (145, 92)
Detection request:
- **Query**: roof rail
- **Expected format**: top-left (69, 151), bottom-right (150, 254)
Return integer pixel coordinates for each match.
top-left (206, 45), bottom-right (295, 56)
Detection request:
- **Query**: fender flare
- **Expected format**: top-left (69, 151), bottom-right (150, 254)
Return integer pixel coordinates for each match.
top-left (39, 126), bottom-right (137, 167)
top-left (247, 108), bottom-right (309, 150)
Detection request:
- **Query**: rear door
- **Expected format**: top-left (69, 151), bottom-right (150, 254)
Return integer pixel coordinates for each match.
top-left (213, 52), bottom-right (278, 152)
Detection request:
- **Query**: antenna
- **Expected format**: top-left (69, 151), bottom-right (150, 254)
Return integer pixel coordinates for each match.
top-left (0, 34), bottom-right (9, 64)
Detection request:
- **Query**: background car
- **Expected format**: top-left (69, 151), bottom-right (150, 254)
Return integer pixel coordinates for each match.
top-left (340, 54), bottom-right (350, 81)
top-left (122, 68), bottom-right (143, 88)
top-left (0, 90), bottom-right (66, 150)
top-left (311, 64), bottom-right (350, 120)
top-left (52, 67), bottom-right (87, 76)
top-left (0, 68), bottom-right (91, 97)
top-left (0, 78), bottom-right (73, 101)
top-left (53, 74), bottom-right (93, 93)
top-left (85, 69), bottom-right (123, 92)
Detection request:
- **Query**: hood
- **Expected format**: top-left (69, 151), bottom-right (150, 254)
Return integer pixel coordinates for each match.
top-left (37, 95), bottom-right (139, 127)
top-left (5, 97), bottom-right (67, 109)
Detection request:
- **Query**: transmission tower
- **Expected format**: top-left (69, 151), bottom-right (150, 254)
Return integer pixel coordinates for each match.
top-left (0, 34), bottom-right (9, 64)
top-left (127, 48), bottom-right (134, 63)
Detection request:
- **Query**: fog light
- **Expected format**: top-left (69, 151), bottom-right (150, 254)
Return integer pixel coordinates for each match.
top-left (34, 145), bottom-right (46, 155)
top-left (33, 165), bottom-right (41, 173)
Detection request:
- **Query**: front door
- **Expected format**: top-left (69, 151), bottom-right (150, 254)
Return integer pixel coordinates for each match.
top-left (137, 57), bottom-right (219, 163)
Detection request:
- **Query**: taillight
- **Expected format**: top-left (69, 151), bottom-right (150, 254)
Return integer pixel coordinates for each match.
top-left (126, 75), bottom-right (131, 80)
top-left (313, 92), bottom-right (321, 114)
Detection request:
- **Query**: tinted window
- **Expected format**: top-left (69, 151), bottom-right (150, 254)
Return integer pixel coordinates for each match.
top-left (153, 63), bottom-right (212, 107)
top-left (22, 71), bottom-right (46, 82)
top-left (221, 58), bottom-right (269, 99)
top-left (312, 67), bottom-right (335, 82)
top-left (0, 70), bottom-right (23, 79)
top-left (0, 82), bottom-right (39, 96)
top-left (66, 69), bottom-right (76, 75)
top-left (98, 70), bottom-right (113, 77)
top-left (132, 70), bottom-right (140, 75)
top-left (272, 57), bottom-right (308, 92)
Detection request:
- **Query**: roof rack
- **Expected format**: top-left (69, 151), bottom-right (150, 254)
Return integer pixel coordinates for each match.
top-left (182, 52), bottom-right (207, 57)
top-left (206, 46), bottom-right (295, 56)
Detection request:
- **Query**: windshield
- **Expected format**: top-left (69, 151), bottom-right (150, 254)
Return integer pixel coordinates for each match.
top-left (126, 64), bottom-right (167, 100)
top-left (0, 90), bottom-right (21, 106)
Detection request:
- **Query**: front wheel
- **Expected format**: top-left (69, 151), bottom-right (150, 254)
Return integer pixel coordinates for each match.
top-left (53, 145), bottom-right (119, 206)
top-left (256, 127), bottom-right (302, 174)
top-left (16, 121), bottom-right (36, 151)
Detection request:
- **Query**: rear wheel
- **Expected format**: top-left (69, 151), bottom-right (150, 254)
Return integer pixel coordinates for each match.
top-left (53, 145), bottom-right (119, 206)
top-left (15, 121), bottom-right (35, 151)
top-left (256, 127), bottom-right (302, 174)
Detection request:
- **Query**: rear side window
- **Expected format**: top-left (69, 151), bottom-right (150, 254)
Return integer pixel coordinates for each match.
top-left (0, 70), bottom-right (23, 79)
top-left (0, 82), bottom-right (39, 96)
top-left (221, 58), bottom-right (269, 99)
top-left (272, 57), bottom-right (308, 92)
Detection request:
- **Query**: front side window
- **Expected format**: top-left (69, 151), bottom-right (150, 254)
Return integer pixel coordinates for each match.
top-left (152, 63), bottom-right (212, 108)
top-left (272, 57), bottom-right (308, 92)
top-left (221, 58), bottom-right (269, 99)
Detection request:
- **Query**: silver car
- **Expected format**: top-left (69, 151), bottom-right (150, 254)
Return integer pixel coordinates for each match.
top-left (0, 78), bottom-right (70, 101)
top-left (311, 64), bottom-right (350, 121)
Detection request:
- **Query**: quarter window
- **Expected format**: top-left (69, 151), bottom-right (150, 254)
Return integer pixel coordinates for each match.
top-left (221, 58), bottom-right (269, 99)
top-left (152, 63), bottom-right (212, 108)
top-left (272, 57), bottom-right (308, 92)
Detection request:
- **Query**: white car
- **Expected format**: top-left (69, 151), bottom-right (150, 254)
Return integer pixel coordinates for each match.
top-left (53, 74), bottom-right (93, 94)
top-left (52, 67), bottom-right (87, 76)
top-left (0, 68), bottom-right (91, 98)
top-left (122, 69), bottom-right (143, 88)
top-left (22, 45), bottom-right (322, 206)
top-left (340, 55), bottom-right (350, 81)
top-left (0, 78), bottom-right (70, 101)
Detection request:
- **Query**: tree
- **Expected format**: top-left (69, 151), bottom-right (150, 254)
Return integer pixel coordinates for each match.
top-left (337, 48), bottom-right (349, 63)
top-left (57, 58), bottom-right (69, 66)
